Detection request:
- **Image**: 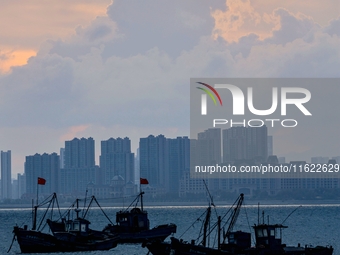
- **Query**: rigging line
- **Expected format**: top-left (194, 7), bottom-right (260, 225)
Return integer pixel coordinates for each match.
top-left (123, 192), bottom-right (141, 212)
top-left (82, 188), bottom-right (89, 218)
top-left (95, 194), bottom-right (137, 202)
top-left (203, 179), bottom-right (218, 219)
top-left (83, 196), bottom-right (95, 219)
top-left (37, 196), bottom-right (54, 231)
top-left (197, 194), bottom-right (244, 241)
top-left (220, 195), bottom-right (240, 226)
top-left (54, 194), bottom-right (62, 220)
top-left (93, 196), bottom-right (114, 225)
top-left (7, 234), bottom-right (16, 253)
top-left (243, 201), bottom-right (255, 246)
top-left (197, 218), bottom-right (205, 244)
top-left (37, 192), bottom-right (56, 207)
top-left (179, 208), bottom-right (207, 239)
top-left (60, 201), bottom-right (76, 219)
top-left (282, 205), bottom-right (302, 225)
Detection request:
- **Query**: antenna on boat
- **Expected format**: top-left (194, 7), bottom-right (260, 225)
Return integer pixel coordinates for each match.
top-left (262, 211), bottom-right (265, 224)
top-left (83, 186), bottom-right (88, 217)
top-left (140, 191), bottom-right (144, 212)
top-left (75, 199), bottom-right (81, 219)
top-left (257, 202), bottom-right (260, 225)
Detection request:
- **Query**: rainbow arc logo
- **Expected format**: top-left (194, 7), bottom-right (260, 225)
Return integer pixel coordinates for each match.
top-left (196, 82), bottom-right (223, 115)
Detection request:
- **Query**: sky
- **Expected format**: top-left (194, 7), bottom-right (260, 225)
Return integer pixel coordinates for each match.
top-left (0, 0), bottom-right (339, 175)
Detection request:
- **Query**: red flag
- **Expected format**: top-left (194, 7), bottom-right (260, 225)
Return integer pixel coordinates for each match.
top-left (38, 177), bottom-right (46, 185)
top-left (140, 178), bottom-right (149, 185)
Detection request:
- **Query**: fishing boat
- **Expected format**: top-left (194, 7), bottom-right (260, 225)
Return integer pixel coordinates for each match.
top-left (11, 193), bottom-right (119, 253)
top-left (144, 193), bottom-right (333, 255)
top-left (245, 222), bottom-right (333, 255)
top-left (143, 190), bottom-right (241, 255)
top-left (102, 191), bottom-right (177, 243)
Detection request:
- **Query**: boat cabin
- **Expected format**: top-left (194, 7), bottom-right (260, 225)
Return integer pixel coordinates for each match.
top-left (116, 207), bottom-right (150, 232)
top-left (253, 224), bottom-right (287, 250)
top-left (65, 218), bottom-right (91, 235)
top-left (228, 231), bottom-right (251, 249)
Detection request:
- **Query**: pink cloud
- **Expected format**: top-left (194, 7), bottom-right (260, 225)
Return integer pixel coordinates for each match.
top-left (60, 125), bottom-right (90, 141)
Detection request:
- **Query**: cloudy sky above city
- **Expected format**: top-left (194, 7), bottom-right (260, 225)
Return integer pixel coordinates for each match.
top-left (0, 0), bottom-right (339, 174)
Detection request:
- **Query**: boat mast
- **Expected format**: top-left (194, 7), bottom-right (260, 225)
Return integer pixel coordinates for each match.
top-left (75, 199), bottom-right (80, 219)
top-left (217, 216), bottom-right (221, 250)
top-left (140, 191), bottom-right (144, 211)
top-left (32, 201), bottom-right (38, 231)
top-left (223, 193), bottom-right (244, 243)
top-left (202, 206), bottom-right (211, 247)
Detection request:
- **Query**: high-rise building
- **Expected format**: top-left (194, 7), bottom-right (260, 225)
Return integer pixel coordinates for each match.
top-left (17, 173), bottom-right (26, 199)
top-left (12, 179), bottom-right (18, 199)
top-left (60, 148), bottom-right (65, 169)
top-left (135, 148), bottom-right (140, 185)
top-left (64, 137), bottom-right (95, 168)
top-left (100, 137), bottom-right (134, 185)
top-left (1, 150), bottom-right (12, 199)
top-left (197, 128), bottom-right (222, 165)
top-left (222, 127), bottom-right (247, 163)
top-left (167, 137), bottom-right (190, 194)
top-left (139, 135), bottom-right (167, 188)
top-left (25, 153), bottom-right (59, 196)
top-left (191, 129), bottom-right (221, 193)
top-left (245, 125), bottom-right (268, 162)
top-left (278, 157), bottom-right (286, 164)
top-left (267, 135), bottom-right (273, 156)
top-left (139, 135), bottom-right (190, 194)
top-left (223, 126), bottom-right (268, 163)
top-left (311, 157), bottom-right (329, 164)
top-left (332, 156), bottom-right (340, 164)
top-left (60, 137), bottom-right (97, 195)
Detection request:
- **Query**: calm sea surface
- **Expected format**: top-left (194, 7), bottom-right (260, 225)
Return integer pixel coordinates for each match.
top-left (1, 203), bottom-right (339, 255)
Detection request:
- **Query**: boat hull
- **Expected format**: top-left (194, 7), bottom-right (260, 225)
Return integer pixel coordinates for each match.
top-left (14, 226), bottom-right (119, 253)
top-left (144, 238), bottom-right (334, 255)
top-left (14, 226), bottom-right (61, 253)
top-left (104, 223), bottom-right (177, 243)
top-left (144, 237), bottom-right (232, 255)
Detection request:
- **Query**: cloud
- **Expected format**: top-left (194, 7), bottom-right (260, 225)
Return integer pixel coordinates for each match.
top-left (0, 0), bottom-right (111, 74)
top-left (48, 16), bottom-right (119, 61)
top-left (324, 17), bottom-right (340, 37)
top-left (0, 49), bottom-right (36, 73)
top-left (211, 0), bottom-right (280, 43)
top-left (266, 9), bottom-right (319, 45)
top-left (60, 125), bottom-right (90, 141)
top-left (1, 1), bottom-right (339, 130)
top-left (104, 0), bottom-right (224, 58)
top-left (1, 0), bottom-right (340, 173)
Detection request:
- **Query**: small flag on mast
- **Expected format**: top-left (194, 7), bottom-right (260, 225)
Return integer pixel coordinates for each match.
top-left (37, 177), bottom-right (46, 185)
top-left (140, 178), bottom-right (149, 185)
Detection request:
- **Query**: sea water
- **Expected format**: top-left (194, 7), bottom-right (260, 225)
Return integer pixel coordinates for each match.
top-left (1, 204), bottom-right (339, 255)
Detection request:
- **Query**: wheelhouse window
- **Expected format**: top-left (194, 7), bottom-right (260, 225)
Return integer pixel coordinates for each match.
top-left (81, 224), bottom-right (86, 232)
top-left (73, 222), bottom-right (80, 231)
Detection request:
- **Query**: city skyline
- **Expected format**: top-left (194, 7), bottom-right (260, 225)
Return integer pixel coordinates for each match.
top-left (1, 131), bottom-right (340, 178)
top-left (0, 130), bottom-right (339, 200)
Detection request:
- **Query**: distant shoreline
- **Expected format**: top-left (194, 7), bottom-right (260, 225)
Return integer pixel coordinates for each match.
top-left (1, 199), bottom-right (340, 209)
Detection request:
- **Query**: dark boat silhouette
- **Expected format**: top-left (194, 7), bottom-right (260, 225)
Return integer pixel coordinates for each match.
top-left (144, 193), bottom-right (333, 255)
top-left (102, 191), bottom-right (177, 243)
top-left (144, 193), bottom-right (243, 255)
top-left (12, 193), bottom-right (119, 253)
